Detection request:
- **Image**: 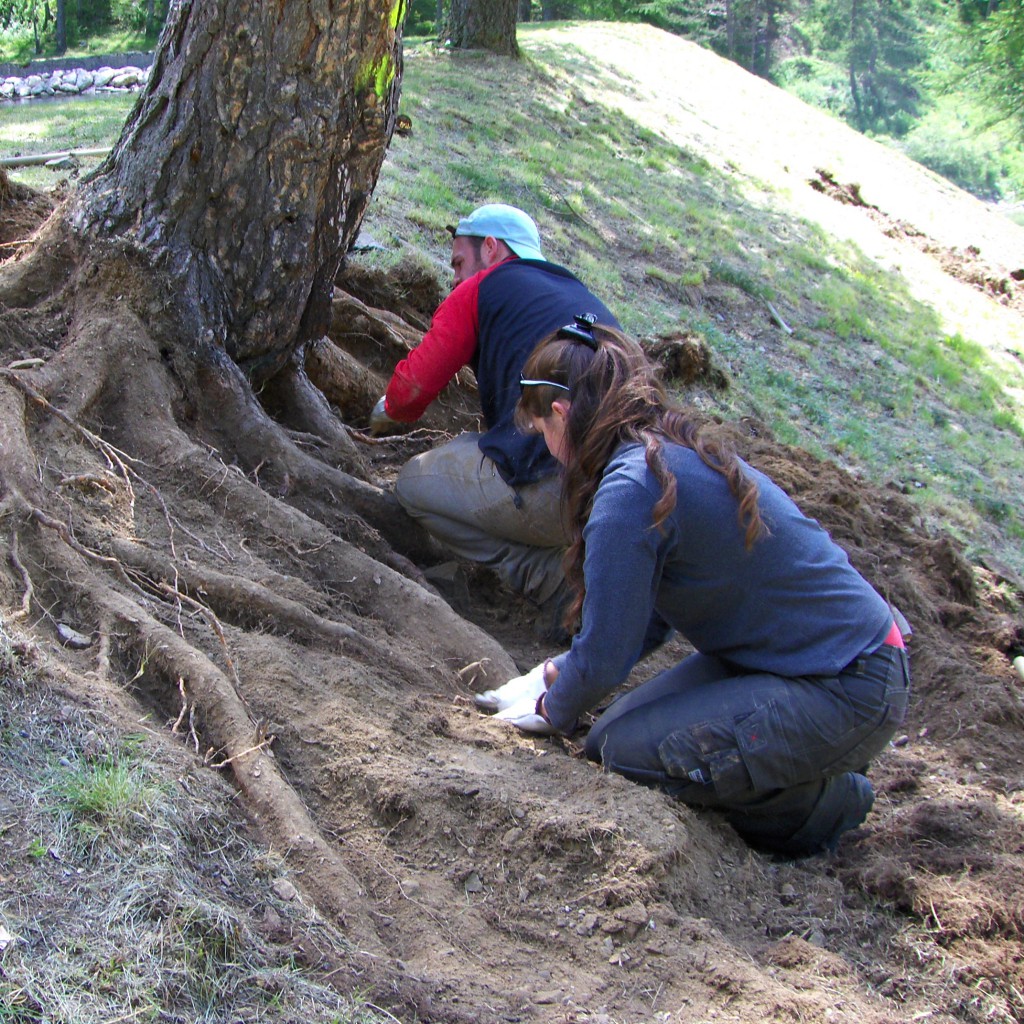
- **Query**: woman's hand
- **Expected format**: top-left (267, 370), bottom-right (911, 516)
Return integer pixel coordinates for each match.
top-left (494, 693), bottom-right (556, 735)
top-left (474, 660), bottom-right (546, 712)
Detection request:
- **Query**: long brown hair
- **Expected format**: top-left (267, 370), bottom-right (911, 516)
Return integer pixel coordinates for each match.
top-left (516, 323), bottom-right (765, 627)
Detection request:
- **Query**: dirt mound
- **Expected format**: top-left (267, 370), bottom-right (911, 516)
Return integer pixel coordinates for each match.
top-left (2, 175), bottom-right (1024, 1024)
top-left (0, 168), bottom-right (57, 250)
top-left (811, 168), bottom-right (1024, 314)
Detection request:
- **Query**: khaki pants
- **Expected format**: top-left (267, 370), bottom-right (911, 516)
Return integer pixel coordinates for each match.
top-left (395, 433), bottom-right (568, 605)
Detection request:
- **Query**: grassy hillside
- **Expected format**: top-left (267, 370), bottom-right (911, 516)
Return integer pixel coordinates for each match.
top-left (4, 21), bottom-right (1023, 579)
top-left (367, 22), bottom-right (1024, 579)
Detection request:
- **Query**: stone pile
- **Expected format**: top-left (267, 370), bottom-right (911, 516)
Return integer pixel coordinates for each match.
top-left (0, 64), bottom-right (149, 101)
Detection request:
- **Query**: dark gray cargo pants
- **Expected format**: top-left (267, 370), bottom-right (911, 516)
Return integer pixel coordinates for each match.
top-left (584, 639), bottom-right (910, 856)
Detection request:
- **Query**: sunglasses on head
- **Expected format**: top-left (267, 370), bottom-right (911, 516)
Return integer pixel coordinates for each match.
top-left (518, 314), bottom-right (600, 395)
top-left (519, 378), bottom-right (570, 394)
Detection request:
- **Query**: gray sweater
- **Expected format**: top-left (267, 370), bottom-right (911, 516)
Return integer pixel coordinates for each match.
top-left (545, 441), bottom-right (892, 733)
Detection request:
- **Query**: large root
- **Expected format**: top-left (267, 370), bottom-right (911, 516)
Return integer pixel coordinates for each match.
top-left (0, 246), bottom-right (522, 970)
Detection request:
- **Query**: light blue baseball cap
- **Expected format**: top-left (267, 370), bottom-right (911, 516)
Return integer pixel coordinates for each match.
top-left (453, 203), bottom-right (544, 261)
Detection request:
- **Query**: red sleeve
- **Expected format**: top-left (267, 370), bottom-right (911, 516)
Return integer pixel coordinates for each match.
top-left (383, 274), bottom-right (481, 422)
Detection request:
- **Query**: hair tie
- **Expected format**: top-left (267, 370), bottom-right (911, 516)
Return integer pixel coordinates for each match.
top-left (557, 313), bottom-right (599, 351)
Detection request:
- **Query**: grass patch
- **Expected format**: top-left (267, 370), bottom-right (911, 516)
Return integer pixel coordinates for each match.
top-left (41, 747), bottom-right (162, 855)
top-left (0, 28), bottom-right (154, 65)
top-left (0, 619), bottom-right (403, 1024)
top-left (0, 92), bottom-right (135, 191)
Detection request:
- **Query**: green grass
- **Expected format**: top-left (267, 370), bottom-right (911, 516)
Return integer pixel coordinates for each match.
top-left (42, 750), bottom-right (162, 852)
top-left (0, 28), bottom-right (154, 65)
top-left (0, 92), bottom-right (135, 190)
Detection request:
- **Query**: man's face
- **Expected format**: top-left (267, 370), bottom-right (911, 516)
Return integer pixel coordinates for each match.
top-left (450, 236), bottom-right (488, 286)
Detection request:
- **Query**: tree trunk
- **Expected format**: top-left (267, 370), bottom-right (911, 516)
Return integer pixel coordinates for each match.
top-left (446, 0), bottom-right (519, 55)
top-left (725, 0), bottom-right (737, 63)
top-left (70, 0), bottom-right (405, 386)
top-left (763, 0), bottom-right (782, 77)
top-left (848, 0), bottom-right (864, 128)
top-left (30, 0), bottom-right (41, 54)
top-left (539, 0), bottom-right (568, 20)
top-left (55, 0), bottom-right (67, 54)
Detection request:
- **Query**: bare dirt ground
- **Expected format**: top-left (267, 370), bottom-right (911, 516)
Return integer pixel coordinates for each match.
top-left (2, 27), bottom-right (1024, 1024)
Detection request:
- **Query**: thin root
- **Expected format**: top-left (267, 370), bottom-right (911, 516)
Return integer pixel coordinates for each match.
top-left (8, 528), bottom-right (33, 619)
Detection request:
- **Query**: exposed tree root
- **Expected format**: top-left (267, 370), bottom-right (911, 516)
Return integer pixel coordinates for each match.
top-left (259, 347), bottom-right (371, 476)
top-left (96, 583), bottom-right (388, 952)
top-left (305, 331), bottom-right (390, 426)
top-left (0, 228), bottom-right (523, 979)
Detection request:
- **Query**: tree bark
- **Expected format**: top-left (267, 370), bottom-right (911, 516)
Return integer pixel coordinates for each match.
top-left (70, 0), bottom-right (405, 386)
top-left (55, 0), bottom-right (67, 54)
top-left (446, 0), bottom-right (518, 56)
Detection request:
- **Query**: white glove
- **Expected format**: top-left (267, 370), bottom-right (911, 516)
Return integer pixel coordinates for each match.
top-left (475, 660), bottom-right (547, 713)
top-left (494, 692), bottom-right (556, 736)
top-left (368, 396), bottom-right (398, 436)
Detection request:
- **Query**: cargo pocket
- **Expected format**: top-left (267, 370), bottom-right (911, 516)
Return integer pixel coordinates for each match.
top-left (658, 701), bottom-right (785, 803)
top-left (731, 700), bottom-right (798, 791)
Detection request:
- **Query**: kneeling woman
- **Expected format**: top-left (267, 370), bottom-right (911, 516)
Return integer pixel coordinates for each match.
top-left (512, 319), bottom-right (910, 857)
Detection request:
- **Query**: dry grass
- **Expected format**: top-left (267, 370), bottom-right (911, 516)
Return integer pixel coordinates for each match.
top-left (0, 618), bottom-right (392, 1024)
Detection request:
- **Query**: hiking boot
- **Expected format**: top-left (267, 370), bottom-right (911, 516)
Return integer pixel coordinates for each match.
top-left (821, 772), bottom-right (875, 852)
top-left (783, 772), bottom-right (875, 857)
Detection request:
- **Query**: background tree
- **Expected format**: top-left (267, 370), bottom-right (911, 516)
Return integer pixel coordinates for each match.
top-left (445, 0), bottom-right (519, 53)
top-left (53, 0), bottom-right (65, 52)
top-left (628, 0), bottom-right (788, 75)
top-left (798, 0), bottom-right (926, 133)
top-left (952, 0), bottom-right (1024, 140)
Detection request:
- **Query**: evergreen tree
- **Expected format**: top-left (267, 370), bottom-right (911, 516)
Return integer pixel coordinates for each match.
top-left (955, 0), bottom-right (1024, 140)
top-left (806, 0), bottom-right (928, 133)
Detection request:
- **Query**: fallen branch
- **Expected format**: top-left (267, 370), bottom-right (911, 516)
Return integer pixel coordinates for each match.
top-left (0, 147), bottom-right (109, 169)
top-left (766, 301), bottom-right (794, 335)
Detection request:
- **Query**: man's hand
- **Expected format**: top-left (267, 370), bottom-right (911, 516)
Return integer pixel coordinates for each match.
top-left (368, 396), bottom-right (398, 436)
top-left (475, 660), bottom-right (547, 712)
top-left (494, 693), bottom-right (556, 736)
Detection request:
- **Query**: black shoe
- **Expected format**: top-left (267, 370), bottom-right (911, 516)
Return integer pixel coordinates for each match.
top-left (821, 772), bottom-right (875, 852)
top-left (751, 773), bottom-right (875, 859)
